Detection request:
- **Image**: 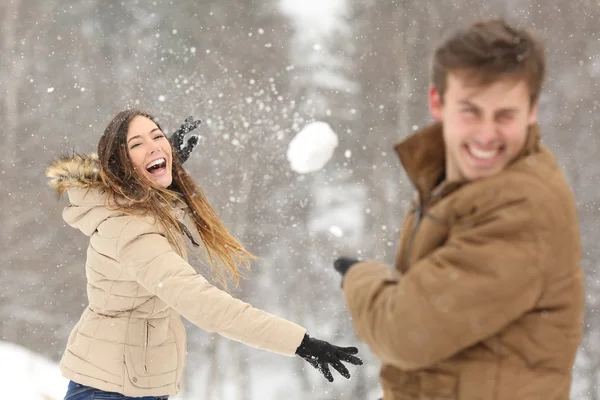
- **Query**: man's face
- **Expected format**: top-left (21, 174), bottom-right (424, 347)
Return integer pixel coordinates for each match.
top-left (429, 72), bottom-right (538, 182)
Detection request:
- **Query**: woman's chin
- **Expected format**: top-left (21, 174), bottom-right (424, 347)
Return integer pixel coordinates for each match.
top-left (148, 173), bottom-right (173, 189)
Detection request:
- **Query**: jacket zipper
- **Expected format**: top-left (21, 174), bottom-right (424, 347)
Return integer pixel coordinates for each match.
top-left (177, 220), bottom-right (200, 247)
top-left (403, 203), bottom-right (423, 269)
top-left (402, 174), bottom-right (451, 269)
top-left (403, 184), bottom-right (448, 269)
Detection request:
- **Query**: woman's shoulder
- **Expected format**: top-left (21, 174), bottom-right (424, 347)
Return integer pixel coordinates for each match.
top-left (46, 153), bottom-right (162, 232)
top-left (98, 212), bottom-right (163, 236)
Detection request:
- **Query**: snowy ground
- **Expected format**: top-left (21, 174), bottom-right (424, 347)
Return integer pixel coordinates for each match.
top-left (0, 342), bottom-right (188, 400)
top-left (2, 339), bottom-right (588, 399)
top-left (0, 341), bottom-right (314, 400)
top-left (1, 341), bottom-right (69, 400)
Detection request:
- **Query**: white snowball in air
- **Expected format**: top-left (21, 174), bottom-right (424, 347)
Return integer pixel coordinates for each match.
top-left (329, 226), bottom-right (344, 237)
top-left (287, 121), bottom-right (338, 174)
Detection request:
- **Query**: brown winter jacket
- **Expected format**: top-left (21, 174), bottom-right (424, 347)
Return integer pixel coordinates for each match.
top-left (46, 154), bottom-right (306, 397)
top-left (342, 122), bottom-right (584, 400)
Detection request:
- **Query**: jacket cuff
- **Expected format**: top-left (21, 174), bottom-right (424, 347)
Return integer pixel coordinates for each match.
top-left (342, 261), bottom-right (399, 304)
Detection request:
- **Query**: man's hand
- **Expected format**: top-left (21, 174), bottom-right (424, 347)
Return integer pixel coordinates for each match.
top-left (334, 257), bottom-right (360, 286)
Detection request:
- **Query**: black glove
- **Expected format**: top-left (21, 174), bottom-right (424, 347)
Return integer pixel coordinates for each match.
top-left (169, 116), bottom-right (202, 164)
top-left (334, 257), bottom-right (360, 278)
top-left (295, 334), bottom-right (363, 382)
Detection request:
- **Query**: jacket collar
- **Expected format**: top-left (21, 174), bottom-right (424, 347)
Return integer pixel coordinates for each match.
top-left (394, 122), bottom-right (541, 203)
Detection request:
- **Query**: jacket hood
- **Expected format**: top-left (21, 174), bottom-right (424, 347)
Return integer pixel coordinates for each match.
top-left (46, 153), bottom-right (105, 197)
top-left (46, 153), bottom-right (120, 235)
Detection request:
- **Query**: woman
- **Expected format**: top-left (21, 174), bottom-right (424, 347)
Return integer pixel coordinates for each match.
top-left (47, 109), bottom-right (362, 400)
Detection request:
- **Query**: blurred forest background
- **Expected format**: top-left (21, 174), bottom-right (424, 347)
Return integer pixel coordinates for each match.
top-left (1, 0), bottom-right (599, 399)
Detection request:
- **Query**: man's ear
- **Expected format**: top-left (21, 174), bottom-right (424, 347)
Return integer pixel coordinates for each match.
top-left (429, 86), bottom-right (443, 121)
top-left (528, 100), bottom-right (539, 125)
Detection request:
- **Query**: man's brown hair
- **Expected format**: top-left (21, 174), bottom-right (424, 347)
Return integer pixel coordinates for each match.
top-left (431, 18), bottom-right (546, 105)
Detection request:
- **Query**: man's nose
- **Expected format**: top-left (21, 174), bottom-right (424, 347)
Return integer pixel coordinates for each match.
top-left (476, 121), bottom-right (500, 144)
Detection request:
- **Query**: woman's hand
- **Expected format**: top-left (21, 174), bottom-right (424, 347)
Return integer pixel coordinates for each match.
top-left (169, 116), bottom-right (202, 163)
top-left (295, 334), bottom-right (363, 382)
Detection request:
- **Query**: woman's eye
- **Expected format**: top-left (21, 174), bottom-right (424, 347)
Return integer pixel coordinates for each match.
top-left (154, 134), bottom-right (165, 140)
top-left (130, 143), bottom-right (140, 149)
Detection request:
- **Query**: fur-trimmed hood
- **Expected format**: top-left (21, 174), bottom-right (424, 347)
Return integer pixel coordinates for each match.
top-left (46, 153), bottom-right (105, 197)
top-left (46, 153), bottom-right (119, 235)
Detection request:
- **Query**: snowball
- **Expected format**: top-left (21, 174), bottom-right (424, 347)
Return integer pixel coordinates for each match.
top-left (286, 121), bottom-right (338, 174)
top-left (329, 225), bottom-right (343, 237)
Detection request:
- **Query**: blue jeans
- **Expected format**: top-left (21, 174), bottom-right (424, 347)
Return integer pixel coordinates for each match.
top-left (64, 381), bottom-right (169, 400)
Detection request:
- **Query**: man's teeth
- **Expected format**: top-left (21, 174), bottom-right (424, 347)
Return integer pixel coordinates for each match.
top-left (146, 158), bottom-right (165, 169)
top-left (469, 146), bottom-right (499, 159)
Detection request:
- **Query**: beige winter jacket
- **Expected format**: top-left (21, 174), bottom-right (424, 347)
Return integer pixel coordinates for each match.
top-left (46, 154), bottom-right (306, 397)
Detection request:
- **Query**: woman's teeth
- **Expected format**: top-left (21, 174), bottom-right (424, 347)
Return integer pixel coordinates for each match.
top-left (146, 158), bottom-right (166, 169)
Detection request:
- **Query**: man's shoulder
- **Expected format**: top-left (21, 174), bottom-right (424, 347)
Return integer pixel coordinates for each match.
top-left (453, 148), bottom-right (576, 223)
top-left (501, 145), bottom-right (574, 206)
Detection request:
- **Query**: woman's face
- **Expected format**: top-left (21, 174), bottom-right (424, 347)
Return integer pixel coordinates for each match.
top-left (126, 115), bottom-right (173, 188)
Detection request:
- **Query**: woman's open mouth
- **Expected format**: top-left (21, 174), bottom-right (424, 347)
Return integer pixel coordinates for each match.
top-left (146, 158), bottom-right (167, 176)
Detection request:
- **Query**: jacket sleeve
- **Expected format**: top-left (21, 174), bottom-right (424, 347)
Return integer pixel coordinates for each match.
top-left (115, 217), bottom-right (306, 357)
top-left (342, 197), bottom-right (545, 370)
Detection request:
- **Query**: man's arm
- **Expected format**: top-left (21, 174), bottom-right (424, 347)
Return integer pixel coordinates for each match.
top-left (342, 197), bottom-right (545, 370)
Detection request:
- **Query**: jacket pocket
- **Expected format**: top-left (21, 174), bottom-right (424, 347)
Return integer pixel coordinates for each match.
top-left (419, 370), bottom-right (457, 399)
top-left (124, 324), bottom-right (178, 390)
top-left (143, 320), bottom-right (150, 373)
top-left (124, 345), bottom-right (178, 389)
top-left (380, 366), bottom-right (457, 400)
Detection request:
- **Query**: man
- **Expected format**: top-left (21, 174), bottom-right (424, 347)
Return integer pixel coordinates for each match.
top-left (334, 19), bottom-right (584, 399)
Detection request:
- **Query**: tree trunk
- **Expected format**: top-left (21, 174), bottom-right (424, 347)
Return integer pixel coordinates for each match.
top-left (2, 0), bottom-right (20, 167)
top-left (206, 335), bottom-right (222, 400)
top-left (230, 172), bottom-right (254, 400)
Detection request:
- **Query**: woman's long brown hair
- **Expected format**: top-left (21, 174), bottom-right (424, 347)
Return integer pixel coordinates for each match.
top-left (98, 108), bottom-right (254, 287)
